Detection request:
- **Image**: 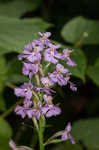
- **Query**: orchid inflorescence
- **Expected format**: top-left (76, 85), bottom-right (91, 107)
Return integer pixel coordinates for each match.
top-left (9, 32), bottom-right (77, 150)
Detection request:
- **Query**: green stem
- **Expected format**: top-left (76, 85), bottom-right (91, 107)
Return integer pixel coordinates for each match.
top-left (5, 82), bottom-right (16, 89)
top-left (44, 139), bottom-right (62, 146)
top-left (0, 98), bottom-right (23, 118)
top-left (39, 118), bottom-right (44, 150)
top-left (74, 32), bottom-right (88, 48)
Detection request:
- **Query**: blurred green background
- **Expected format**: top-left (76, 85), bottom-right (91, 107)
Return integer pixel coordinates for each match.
top-left (0, 0), bottom-right (99, 150)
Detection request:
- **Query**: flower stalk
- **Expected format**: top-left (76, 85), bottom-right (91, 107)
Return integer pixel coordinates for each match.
top-left (9, 32), bottom-right (77, 150)
top-left (39, 118), bottom-right (45, 150)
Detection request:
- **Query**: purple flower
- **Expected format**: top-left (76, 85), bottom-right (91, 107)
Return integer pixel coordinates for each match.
top-left (56, 64), bottom-right (69, 73)
top-left (60, 72), bottom-right (71, 86)
top-left (38, 32), bottom-right (51, 46)
top-left (15, 106), bottom-right (27, 118)
top-left (41, 77), bottom-right (54, 87)
top-left (9, 140), bottom-right (17, 150)
top-left (18, 41), bottom-right (43, 63)
top-left (38, 32), bottom-right (51, 38)
top-left (37, 87), bottom-right (56, 95)
top-left (68, 81), bottom-right (77, 91)
top-left (49, 64), bottom-right (69, 86)
top-left (9, 140), bottom-right (26, 150)
top-left (43, 94), bottom-right (53, 103)
top-left (62, 49), bottom-right (76, 66)
top-left (61, 122), bottom-right (75, 144)
top-left (44, 43), bottom-right (62, 64)
top-left (22, 61), bottom-right (40, 78)
top-left (28, 101), bottom-right (42, 119)
top-left (23, 98), bottom-right (33, 107)
top-left (15, 101), bottom-right (42, 119)
top-left (67, 58), bottom-right (77, 66)
top-left (62, 49), bottom-right (73, 58)
top-left (14, 82), bottom-right (33, 100)
top-left (42, 94), bottom-right (61, 117)
top-left (42, 104), bottom-right (61, 118)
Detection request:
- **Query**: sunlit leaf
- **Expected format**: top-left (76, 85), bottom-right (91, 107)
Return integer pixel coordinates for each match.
top-left (61, 16), bottom-right (99, 45)
top-left (0, 118), bottom-right (12, 150)
top-left (0, 16), bottom-right (52, 55)
top-left (72, 119), bottom-right (99, 149)
top-left (51, 141), bottom-right (83, 150)
top-left (87, 58), bottom-right (99, 86)
top-left (0, 0), bottom-right (41, 18)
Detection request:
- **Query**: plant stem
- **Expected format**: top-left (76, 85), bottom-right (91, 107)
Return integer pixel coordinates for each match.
top-left (5, 82), bottom-right (16, 89)
top-left (0, 98), bottom-right (23, 118)
top-left (44, 139), bottom-right (62, 146)
top-left (39, 118), bottom-right (44, 150)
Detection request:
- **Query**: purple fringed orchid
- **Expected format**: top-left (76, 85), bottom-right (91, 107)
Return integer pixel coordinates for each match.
top-left (42, 104), bottom-right (61, 118)
top-left (38, 32), bottom-right (51, 46)
top-left (49, 64), bottom-right (69, 86)
top-left (62, 49), bottom-right (76, 66)
top-left (9, 140), bottom-right (18, 150)
top-left (61, 122), bottom-right (75, 144)
top-left (15, 105), bottom-right (29, 119)
top-left (22, 61), bottom-right (40, 78)
top-left (27, 101), bottom-right (42, 119)
top-left (18, 41), bottom-right (43, 63)
top-left (37, 87), bottom-right (56, 95)
top-left (9, 140), bottom-right (32, 150)
top-left (42, 94), bottom-right (61, 117)
top-left (14, 82), bottom-right (33, 100)
top-left (15, 101), bottom-right (42, 119)
top-left (41, 77), bottom-right (54, 87)
top-left (44, 43), bottom-right (62, 64)
top-left (68, 81), bottom-right (77, 91)
top-left (12, 32), bottom-right (77, 150)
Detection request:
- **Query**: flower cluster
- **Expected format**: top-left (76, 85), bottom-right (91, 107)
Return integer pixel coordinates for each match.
top-left (61, 123), bottom-right (75, 144)
top-left (14, 32), bottom-right (77, 143)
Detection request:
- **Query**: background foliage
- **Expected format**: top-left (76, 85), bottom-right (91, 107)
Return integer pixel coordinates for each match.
top-left (0, 0), bottom-right (99, 150)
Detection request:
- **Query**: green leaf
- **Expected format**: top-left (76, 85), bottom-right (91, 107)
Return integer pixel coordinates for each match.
top-left (6, 58), bottom-right (29, 83)
top-left (0, 56), bottom-right (6, 92)
top-left (0, 140), bottom-right (11, 150)
top-left (0, 16), bottom-right (52, 55)
top-left (72, 119), bottom-right (99, 149)
top-left (61, 16), bottom-right (99, 45)
top-left (87, 58), bottom-right (99, 86)
top-left (0, 95), bottom-right (6, 112)
top-left (0, 56), bottom-right (6, 111)
top-left (60, 47), bottom-right (87, 81)
top-left (0, 118), bottom-right (12, 139)
top-left (0, 118), bottom-right (12, 150)
top-left (0, 0), bottom-right (41, 18)
top-left (52, 141), bottom-right (83, 150)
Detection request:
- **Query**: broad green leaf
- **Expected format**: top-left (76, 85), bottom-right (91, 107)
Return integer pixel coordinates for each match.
top-left (60, 47), bottom-right (87, 81)
top-left (52, 141), bottom-right (83, 150)
top-left (61, 16), bottom-right (99, 45)
top-left (72, 119), bottom-right (99, 149)
top-left (0, 95), bottom-right (6, 112)
top-left (87, 58), bottom-right (99, 86)
top-left (0, 56), bottom-right (6, 92)
top-left (0, 0), bottom-right (41, 18)
top-left (0, 16), bottom-right (52, 55)
top-left (0, 56), bottom-right (6, 111)
top-left (6, 57), bottom-right (28, 83)
top-left (7, 74), bottom-right (29, 84)
top-left (0, 140), bottom-right (11, 150)
top-left (0, 118), bottom-right (12, 139)
top-left (0, 118), bottom-right (12, 150)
